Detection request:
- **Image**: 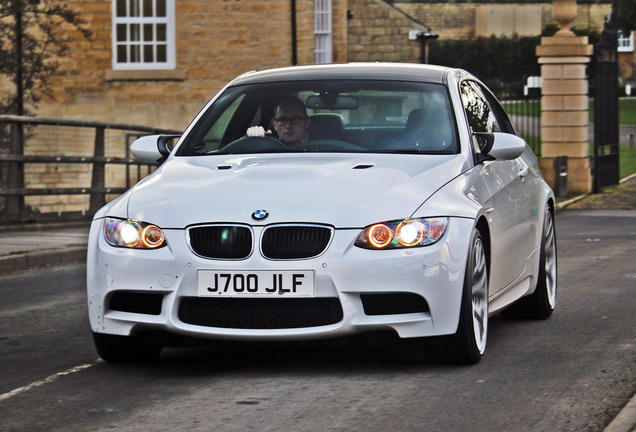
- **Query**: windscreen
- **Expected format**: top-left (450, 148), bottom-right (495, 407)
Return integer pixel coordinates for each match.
top-left (177, 80), bottom-right (458, 156)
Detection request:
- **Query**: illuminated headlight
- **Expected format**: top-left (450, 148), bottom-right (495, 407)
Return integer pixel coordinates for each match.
top-left (355, 218), bottom-right (448, 250)
top-left (103, 217), bottom-right (166, 249)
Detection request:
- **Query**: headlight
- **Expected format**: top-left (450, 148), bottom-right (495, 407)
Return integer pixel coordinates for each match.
top-left (355, 217), bottom-right (448, 250)
top-left (103, 217), bottom-right (167, 249)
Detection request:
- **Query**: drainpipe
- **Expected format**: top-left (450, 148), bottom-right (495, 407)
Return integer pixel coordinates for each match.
top-left (14, 1), bottom-right (24, 116)
top-left (417, 32), bottom-right (439, 64)
top-left (291, 0), bottom-right (298, 65)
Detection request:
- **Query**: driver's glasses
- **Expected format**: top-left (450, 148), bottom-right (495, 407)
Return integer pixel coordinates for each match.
top-left (273, 116), bottom-right (306, 126)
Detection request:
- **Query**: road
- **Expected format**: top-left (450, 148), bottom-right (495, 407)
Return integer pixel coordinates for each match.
top-left (0, 209), bottom-right (634, 432)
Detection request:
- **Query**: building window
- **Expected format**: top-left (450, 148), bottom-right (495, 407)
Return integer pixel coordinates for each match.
top-left (618, 31), bottom-right (634, 53)
top-left (112, 0), bottom-right (176, 70)
top-left (314, 0), bottom-right (332, 64)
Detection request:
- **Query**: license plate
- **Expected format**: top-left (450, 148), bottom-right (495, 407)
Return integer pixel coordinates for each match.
top-left (197, 270), bottom-right (315, 297)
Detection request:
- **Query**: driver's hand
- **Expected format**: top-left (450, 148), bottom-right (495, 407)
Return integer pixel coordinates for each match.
top-left (246, 126), bottom-right (272, 137)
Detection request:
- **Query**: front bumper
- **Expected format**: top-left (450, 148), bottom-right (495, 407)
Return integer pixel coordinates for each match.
top-left (86, 217), bottom-right (473, 342)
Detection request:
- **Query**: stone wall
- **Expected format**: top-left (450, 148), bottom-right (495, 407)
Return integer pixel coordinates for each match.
top-left (347, 0), bottom-right (611, 64)
top-left (39, 0), bottom-right (348, 129)
top-left (396, 1), bottom-right (612, 38)
top-left (537, 36), bottom-right (594, 194)
top-left (347, 0), bottom-right (423, 63)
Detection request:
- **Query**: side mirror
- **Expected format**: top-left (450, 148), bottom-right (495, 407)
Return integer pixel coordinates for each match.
top-left (130, 134), bottom-right (181, 164)
top-left (474, 132), bottom-right (526, 163)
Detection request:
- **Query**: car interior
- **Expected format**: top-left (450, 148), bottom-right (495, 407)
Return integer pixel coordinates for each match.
top-left (178, 80), bottom-right (459, 156)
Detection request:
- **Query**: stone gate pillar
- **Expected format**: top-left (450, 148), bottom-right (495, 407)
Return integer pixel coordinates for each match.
top-left (536, 0), bottom-right (594, 194)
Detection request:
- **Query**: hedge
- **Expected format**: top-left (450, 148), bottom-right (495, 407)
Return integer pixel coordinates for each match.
top-left (428, 27), bottom-right (601, 99)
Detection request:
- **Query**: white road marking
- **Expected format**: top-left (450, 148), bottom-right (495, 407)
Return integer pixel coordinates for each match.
top-left (0, 363), bottom-right (96, 402)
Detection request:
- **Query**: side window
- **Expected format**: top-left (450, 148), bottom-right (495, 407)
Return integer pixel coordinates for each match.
top-left (112, 0), bottom-right (176, 70)
top-left (482, 89), bottom-right (516, 134)
top-left (202, 95), bottom-right (248, 151)
top-left (460, 81), bottom-right (500, 133)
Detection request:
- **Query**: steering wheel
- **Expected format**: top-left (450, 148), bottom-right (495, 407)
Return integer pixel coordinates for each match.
top-left (217, 136), bottom-right (287, 154)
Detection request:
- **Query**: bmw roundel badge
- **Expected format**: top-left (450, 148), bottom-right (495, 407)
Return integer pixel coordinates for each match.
top-left (252, 210), bottom-right (269, 221)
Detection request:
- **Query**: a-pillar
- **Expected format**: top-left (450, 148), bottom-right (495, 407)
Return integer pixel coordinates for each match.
top-left (536, 0), bottom-right (594, 194)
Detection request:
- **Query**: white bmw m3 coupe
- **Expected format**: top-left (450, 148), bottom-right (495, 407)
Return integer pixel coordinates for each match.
top-left (87, 63), bottom-right (557, 364)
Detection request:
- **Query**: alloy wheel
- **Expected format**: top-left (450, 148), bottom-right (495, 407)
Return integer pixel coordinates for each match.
top-left (471, 236), bottom-right (488, 354)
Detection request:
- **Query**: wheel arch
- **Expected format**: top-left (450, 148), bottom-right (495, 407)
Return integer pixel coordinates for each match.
top-left (474, 215), bottom-right (491, 279)
top-left (541, 196), bottom-right (557, 271)
top-left (547, 197), bottom-right (556, 223)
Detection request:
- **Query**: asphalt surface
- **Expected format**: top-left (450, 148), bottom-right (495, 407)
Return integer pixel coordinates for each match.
top-left (0, 174), bottom-right (635, 431)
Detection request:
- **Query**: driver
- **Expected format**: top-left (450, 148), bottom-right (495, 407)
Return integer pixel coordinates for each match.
top-left (246, 96), bottom-right (311, 147)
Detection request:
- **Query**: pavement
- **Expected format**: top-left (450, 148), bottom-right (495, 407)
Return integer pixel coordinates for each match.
top-left (0, 219), bottom-right (89, 275)
top-left (0, 175), bottom-right (635, 431)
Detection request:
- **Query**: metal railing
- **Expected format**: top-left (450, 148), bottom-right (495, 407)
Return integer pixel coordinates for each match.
top-left (0, 115), bottom-right (180, 222)
top-left (500, 96), bottom-right (542, 157)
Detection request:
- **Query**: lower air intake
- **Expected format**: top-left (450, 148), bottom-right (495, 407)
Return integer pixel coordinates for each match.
top-left (360, 293), bottom-right (430, 316)
top-left (109, 291), bottom-right (163, 315)
top-left (178, 297), bottom-right (343, 329)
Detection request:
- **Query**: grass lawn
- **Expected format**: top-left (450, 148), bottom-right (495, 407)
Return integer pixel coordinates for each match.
top-left (584, 144), bottom-right (636, 178)
top-left (586, 142), bottom-right (636, 178)
top-left (621, 143), bottom-right (636, 178)
top-left (555, 145), bottom-right (636, 204)
top-left (619, 98), bottom-right (636, 125)
top-left (503, 98), bottom-right (636, 125)
top-left (502, 100), bottom-right (541, 115)
top-left (503, 98), bottom-right (636, 178)
top-left (589, 98), bottom-right (636, 125)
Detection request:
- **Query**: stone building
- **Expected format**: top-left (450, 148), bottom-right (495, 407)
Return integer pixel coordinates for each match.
top-left (33, 0), bottom-right (348, 130)
top-left (3, 0), bottom-right (349, 214)
top-left (11, 0), bottom-right (620, 128)
top-left (2, 0), bottom-right (630, 214)
top-left (618, 32), bottom-right (636, 85)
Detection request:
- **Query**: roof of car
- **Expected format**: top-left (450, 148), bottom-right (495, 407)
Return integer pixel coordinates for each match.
top-left (230, 63), bottom-right (457, 86)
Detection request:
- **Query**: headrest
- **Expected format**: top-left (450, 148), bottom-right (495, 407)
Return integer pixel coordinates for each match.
top-left (310, 113), bottom-right (346, 137)
top-left (406, 109), bottom-right (426, 132)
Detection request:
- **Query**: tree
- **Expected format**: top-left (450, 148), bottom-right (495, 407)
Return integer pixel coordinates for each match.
top-left (0, 0), bottom-right (91, 115)
top-left (428, 35), bottom-right (542, 98)
top-left (618, 0), bottom-right (636, 35)
top-left (0, 1), bottom-right (91, 220)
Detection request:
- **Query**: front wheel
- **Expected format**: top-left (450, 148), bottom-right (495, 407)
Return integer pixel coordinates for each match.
top-left (93, 332), bottom-right (162, 363)
top-left (425, 228), bottom-right (488, 364)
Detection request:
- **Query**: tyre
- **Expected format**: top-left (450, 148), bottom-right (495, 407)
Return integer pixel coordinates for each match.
top-left (93, 332), bottom-right (162, 363)
top-left (425, 228), bottom-right (488, 364)
top-left (501, 208), bottom-right (557, 320)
